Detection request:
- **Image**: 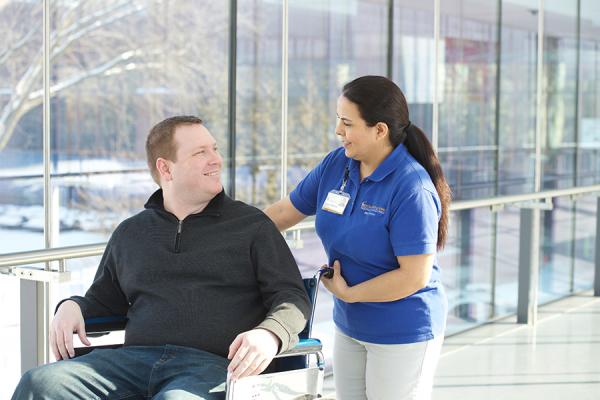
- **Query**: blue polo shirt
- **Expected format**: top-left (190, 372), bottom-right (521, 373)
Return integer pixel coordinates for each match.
top-left (290, 144), bottom-right (447, 344)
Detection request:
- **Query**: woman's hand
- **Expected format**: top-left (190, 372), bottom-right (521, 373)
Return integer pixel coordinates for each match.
top-left (321, 260), bottom-right (354, 302)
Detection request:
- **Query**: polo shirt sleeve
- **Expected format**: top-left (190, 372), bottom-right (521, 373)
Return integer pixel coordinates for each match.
top-left (290, 150), bottom-right (335, 216)
top-left (389, 188), bottom-right (440, 256)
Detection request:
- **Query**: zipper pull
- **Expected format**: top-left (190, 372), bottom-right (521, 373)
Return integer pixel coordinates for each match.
top-left (174, 220), bottom-right (183, 253)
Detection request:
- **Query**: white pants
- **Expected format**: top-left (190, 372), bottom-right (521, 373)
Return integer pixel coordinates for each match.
top-left (333, 328), bottom-right (443, 400)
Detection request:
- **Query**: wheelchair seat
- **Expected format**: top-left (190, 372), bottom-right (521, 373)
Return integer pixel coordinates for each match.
top-left (77, 276), bottom-right (325, 399)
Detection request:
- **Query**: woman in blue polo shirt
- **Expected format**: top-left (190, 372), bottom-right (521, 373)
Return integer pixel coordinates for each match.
top-left (265, 75), bottom-right (451, 400)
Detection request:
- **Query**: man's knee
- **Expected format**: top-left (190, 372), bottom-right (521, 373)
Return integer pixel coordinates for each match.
top-left (13, 366), bottom-right (47, 399)
top-left (12, 363), bottom-right (74, 400)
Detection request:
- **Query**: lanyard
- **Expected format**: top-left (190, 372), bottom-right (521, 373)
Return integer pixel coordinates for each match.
top-left (340, 166), bottom-right (350, 192)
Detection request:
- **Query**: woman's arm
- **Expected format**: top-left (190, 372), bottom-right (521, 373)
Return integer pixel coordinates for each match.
top-left (264, 197), bottom-right (308, 231)
top-left (322, 254), bottom-right (434, 303)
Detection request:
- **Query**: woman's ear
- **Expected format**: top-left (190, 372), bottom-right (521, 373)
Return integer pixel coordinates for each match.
top-left (375, 122), bottom-right (389, 141)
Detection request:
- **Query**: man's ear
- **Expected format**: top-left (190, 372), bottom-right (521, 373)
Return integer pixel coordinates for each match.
top-left (156, 158), bottom-right (172, 182)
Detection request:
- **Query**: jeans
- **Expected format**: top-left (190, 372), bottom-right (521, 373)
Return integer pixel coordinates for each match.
top-left (12, 345), bottom-right (228, 400)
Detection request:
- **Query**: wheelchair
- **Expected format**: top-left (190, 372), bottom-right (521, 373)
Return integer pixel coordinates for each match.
top-left (75, 276), bottom-right (325, 399)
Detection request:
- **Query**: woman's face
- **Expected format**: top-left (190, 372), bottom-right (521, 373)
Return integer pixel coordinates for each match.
top-left (335, 95), bottom-right (379, 161)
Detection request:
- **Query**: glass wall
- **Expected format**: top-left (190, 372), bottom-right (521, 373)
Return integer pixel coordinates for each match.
top-left (498, 0), bottom-right (538, 195)
top-left (1, 0), bottom-right (600, 393)
top-left (541, 1), bottom-right (578, 191)
top-left (573, 1), bottom-right (600, 295)
top-left (0, 2), bottom-right (43, 398)
top-left (0, 0), bottom-right (44, 248)
top-left (49, 0), bottom-right (230, 246)
top-left (573, 197), bottom-right (597, 291)
top-left (578, 0), bottom-right (600, 185)
top-left (236, 0), bottom-right (283, 207)
top-left (286, 0), bottom-right (389, 197)
top-left (438, 0), bottom-right (499, 201)
top-left (45, 0), bottom-right (231, 367)
top-left (1, 0), bottom-right (230, 393)
top-left (539, 197), bottom-right (575, 303)
top-left (440, 208), bottom-right (495, 334)
top-left (393, 1), bottom-right (435, 138)
top-left (492, 207), bottom-right (521, 315)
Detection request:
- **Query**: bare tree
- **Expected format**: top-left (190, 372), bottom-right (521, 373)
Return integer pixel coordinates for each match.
top-left (0, 0), bottom-right (229, 153)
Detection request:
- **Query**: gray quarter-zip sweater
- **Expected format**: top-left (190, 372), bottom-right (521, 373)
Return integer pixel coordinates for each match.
top-left (63, 189), bottom-right (310, 358)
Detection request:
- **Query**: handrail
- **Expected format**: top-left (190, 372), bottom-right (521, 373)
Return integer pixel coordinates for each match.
top-left (450, 184), bottom-right (600, 211)
top-left (286, 184), bottom-right (600, 230)
top-left (1, 184), bottom-right (600, 270)
top-left (0, 243), bottom-right (105, 269)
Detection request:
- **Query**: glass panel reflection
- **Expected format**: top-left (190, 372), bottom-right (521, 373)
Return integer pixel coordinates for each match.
top-left (498, 0), bottom-right (538, 195)
top-left (50, 0), bottom-right (230, 235)
top-left (539, 197), bottom-right (575, 304)
top-left (236, 0), bottom-right (283, 208)
top-left (542, 1), bottom-right (578, 190)
top-left (493, 207), bottom-right (520, 316)
top-left (573, 196), bottom-right (597, 291)
top-left (440, 208), bottom-right (494, 334)
top-left (438, 0), bottom-right (499, 200)
top-left (578, 0), bottom-right (600, 186)
top-left (286, 0), bottom-right (389, 196)
top-left (393, 0), bottom-right (435, 138)
top-left (0, 1), bottom-right (43, 396)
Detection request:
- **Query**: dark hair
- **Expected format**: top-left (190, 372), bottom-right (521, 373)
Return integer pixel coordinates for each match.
top-left (146, 115), bottom-right (203, 185)
top-left (342, 76), bottom-right (451, 250)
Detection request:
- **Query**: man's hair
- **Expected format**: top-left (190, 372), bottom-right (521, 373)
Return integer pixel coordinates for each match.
top-left (145, 116), bottom-right (203, 185)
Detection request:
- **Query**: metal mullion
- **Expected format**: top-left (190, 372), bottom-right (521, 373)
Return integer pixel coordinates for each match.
top-left (595, 197), bottom-right (600, 296)
top-left (570, 0), bottom-right (582, 293)
top-left (517, 0), bottom-right (544, 326)
top-left (41, 0), bottom-right (51, 366)
top-left (517, 207), bottom-right (541, 324)
top-left (574, 0), bottom-right (581, 186)
top-left (490, 0), bottom-right (502, 317)
top-left (432, 0), bottom-right (440, 152)
top-left (228, 0), bottom-right (237, 199)
top-left (494, 0), bottom-right (502, 196)
top-left (386, 0), bottom-right (394, 79)
top-left (280, 0), bottom-right (289, 199)
top-left (534, 0), bottom-right (544, 192)
top-left (22, 0), bottom-right (53, 374)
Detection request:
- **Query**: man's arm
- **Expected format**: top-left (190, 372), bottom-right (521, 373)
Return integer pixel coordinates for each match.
top-left (51, 232), bottom-right (129, 360)
top-left (251, 219), bottom-right (311, 349)
top-left (228, 218), bottom-right (311, 379)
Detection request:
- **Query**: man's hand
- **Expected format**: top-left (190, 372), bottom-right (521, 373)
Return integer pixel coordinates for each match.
top-left (50, 300), bottom-right (91, 360)
top-left (227, 328), bottom-right (280, 380)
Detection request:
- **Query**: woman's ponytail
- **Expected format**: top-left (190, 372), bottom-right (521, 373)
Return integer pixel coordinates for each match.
top-left (403, 123), bottom-right (451, 250)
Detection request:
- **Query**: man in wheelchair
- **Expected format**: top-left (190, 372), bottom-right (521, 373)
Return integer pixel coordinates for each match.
top-left (12, 116), bottom-right (311, 400)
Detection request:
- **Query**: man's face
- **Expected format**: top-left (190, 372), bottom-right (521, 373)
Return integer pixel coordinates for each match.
top-left (167, 123), bottom-right (223, 202)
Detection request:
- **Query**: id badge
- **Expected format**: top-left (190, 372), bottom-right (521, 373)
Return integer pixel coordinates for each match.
top-left (322, 190), bottom-right (351, 215)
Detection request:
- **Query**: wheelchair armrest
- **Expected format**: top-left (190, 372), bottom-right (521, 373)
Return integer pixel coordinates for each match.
top-left (275, 338), bottom-right (322, 359)
top-left (84, 316), bottom-right (127, 337)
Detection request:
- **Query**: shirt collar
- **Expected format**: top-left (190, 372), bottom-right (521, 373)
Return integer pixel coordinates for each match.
top-left (144, 188), bottom-right (226, 217)
top-left (348, 144), bottom-right (408, 183)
